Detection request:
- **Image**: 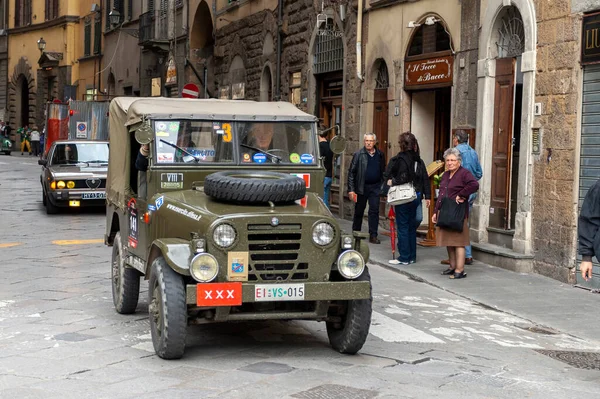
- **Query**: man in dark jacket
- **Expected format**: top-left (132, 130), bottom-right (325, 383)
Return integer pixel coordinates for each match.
top-left (578, 178), bottom-right (600, 281)
top-left (348, 133), bottom-right (386, 244)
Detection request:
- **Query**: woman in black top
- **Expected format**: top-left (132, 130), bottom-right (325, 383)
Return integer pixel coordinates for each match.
top-left (384, 132), bottom-right (431, 264)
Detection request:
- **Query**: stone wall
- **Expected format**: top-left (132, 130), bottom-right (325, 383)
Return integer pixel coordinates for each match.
top-left (531, 0), bottom-right (581, 282)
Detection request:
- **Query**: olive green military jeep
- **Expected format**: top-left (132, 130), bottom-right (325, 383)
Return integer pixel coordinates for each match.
top-left (105, 97), bottom-right (372, 359)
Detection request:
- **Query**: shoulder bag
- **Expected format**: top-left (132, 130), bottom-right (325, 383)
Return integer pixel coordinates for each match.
top-left (387, 157), bottom-right (417, 206)
top-left (436, 197), bottom-right (467, 232)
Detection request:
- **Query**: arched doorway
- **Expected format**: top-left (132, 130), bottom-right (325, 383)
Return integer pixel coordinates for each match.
top-left (16, 74), bottom-right (29, 128)
top-left (372, 59), bottom-right (390, 216)
top-left (405, 17), bottom-right (454, 165)
top-left (190, 0), bottom-right (214, 98)
top-left (260, 65), bottom-right (273, 101)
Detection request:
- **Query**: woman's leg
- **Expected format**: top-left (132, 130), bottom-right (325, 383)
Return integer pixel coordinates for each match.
top-left (447, 246), bottom-right (456, 270)
top-left (396, 203), bottom-right (411, 263)
top-left (454, 247), bottom-right (466, 274)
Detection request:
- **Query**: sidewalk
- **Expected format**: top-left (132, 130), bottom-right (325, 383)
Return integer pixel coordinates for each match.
top-left (336, 217), bottom-right (600, 343)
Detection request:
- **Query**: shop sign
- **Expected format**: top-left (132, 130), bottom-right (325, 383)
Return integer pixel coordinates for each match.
top-left (232, 82), bottom-right (245, 100)
top-left (404, 55), bottom-right (454, 90)
top-left (582, 13), bottom-right (600, 65)
top-left (165, 56), bottom-right (177, 86)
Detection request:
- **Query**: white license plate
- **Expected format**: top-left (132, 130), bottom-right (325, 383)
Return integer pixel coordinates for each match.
top-left (255, 284), bottom-right (305, 302)
top-left (82, 192), bottom-right (106, 200)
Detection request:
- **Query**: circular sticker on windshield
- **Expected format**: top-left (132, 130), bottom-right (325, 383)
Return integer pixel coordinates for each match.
top-left (253, 153), bottom-right (267, 164)
top-left (157, 122), bottom-right (167, 131)
top-left (289, 153), bottom-right (301, 163)
top-left (242, 153), bottom-right (251, 163)
top-left (300, 154), bottom-right (314, 164)
top-left (168, 122), bottom-right (180, 132)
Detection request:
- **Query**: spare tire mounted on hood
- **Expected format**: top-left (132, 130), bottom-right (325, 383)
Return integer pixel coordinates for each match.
top-left (204, 171), bottom-right (306, 204)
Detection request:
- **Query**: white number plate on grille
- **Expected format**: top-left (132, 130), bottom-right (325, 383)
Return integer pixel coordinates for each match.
top-left (82, 192), bottom-right (106, 200)
top-left (255, 284), bottom-right (305, 302)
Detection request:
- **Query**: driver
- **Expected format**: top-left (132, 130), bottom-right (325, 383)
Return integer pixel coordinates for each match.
top-left (247, 123), bottom-right (274, 151)
top-left (64, 145), bottom-right (76, 163)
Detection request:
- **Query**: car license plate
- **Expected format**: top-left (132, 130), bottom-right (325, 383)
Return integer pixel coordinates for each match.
top-left (255, 284), bottom-right (305, 302)
top-left (69, 200), bottom-right (80, 207)
top-left (197, 282), bottom-right (242, 306)
top-left (82, 192), bottom-right (106, 200)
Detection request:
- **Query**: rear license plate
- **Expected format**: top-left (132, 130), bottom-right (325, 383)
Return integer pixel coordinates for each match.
top-left (196, 282), bottom-right (242, 306)
top-left (255, 284), bottom-right (305, 302)
top-left (82, 192), bottom-right (106, 200)
top-left (69, 200), bottom-right (80, 207)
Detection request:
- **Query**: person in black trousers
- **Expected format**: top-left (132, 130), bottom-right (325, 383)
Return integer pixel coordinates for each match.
top-left (348, 133), bottom-right (386, 244)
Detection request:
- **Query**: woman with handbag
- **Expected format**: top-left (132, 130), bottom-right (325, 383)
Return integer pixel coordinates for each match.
top-left (384, 132), bottom-right (430, 265)
top-left (432, 148), bottom-right (479, 279)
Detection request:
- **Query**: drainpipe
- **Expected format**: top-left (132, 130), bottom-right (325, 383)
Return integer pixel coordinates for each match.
top-left (356, 0), bottom-right (364, 81)
top-left (275, 0), bottom-right (283, 100)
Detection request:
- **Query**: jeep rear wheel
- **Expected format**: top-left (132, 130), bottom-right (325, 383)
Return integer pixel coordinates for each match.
top-left (148, 256), bottom-right (187, 359)
top-left (111, 232), bottom-right (140, 314)
top-left (204, 171), bottom-right (306, 204)
top-left (326, 267), bottom-right (373, 354)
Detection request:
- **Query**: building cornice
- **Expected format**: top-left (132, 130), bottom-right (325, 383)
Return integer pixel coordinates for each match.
top-left (8, 15), bottom-right (79, 35)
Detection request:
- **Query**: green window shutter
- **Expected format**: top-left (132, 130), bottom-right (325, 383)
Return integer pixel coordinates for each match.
top-left (84, 19), bottom-right (91, 56)
top-left (94, 15), bottom-right (102, 54)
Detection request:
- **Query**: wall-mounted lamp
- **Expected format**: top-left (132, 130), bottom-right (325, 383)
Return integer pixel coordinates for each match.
top-left (425, 16), bottom-right (440, 25)
top-left (108, 8), bottom-right (121, 27)
top-left (37, 37), bottom-right (46, 52)
top-left (90, 3), bottom-right (100, 13)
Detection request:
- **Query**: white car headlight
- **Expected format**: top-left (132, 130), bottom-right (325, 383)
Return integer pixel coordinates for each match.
top-left (337, 250), bottom-right (365, 280)
top-left (190, 253), bottom-right (218, 282)
top-left (213, 224), bottom-right (236, 248)
top-left (312, 222), bottom-right (334, 246)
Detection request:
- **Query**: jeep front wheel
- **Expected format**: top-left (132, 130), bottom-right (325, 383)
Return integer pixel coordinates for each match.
top-left (148, 256), bottom-right (187, 359)
top-left (111, 232), bottom-right (140, 314)
top-left (203, 171), bottom-right (306, 204)
top-left (326, 268), bottom-right (373, 354)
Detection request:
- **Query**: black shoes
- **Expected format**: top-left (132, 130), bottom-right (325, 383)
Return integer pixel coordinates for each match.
top-left (369, 236), bottom-right (381, 244)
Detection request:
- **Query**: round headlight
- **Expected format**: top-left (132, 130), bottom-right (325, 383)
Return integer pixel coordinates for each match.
top-left (213, 224), bottom-right (236, 248)
top-left (57, 180), bottom-right (66, 189)
top-left (190, 253), bottom-right (218, 282)
top-left (312, 222), bottom-right (334, 246)
top-left (337, 250), bottom-right (365, 280)
top-left (67, 181), bottom-right (75, 189)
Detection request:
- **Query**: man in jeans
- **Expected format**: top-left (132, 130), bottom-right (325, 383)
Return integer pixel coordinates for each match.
top-left (441, 129), bottom-right (482, 265)
top-left (348, 133), bottom-right (386, 244)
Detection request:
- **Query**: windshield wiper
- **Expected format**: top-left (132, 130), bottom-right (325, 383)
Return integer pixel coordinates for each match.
top-left (86, 160), bottom-right (108, 164)
top-left (239, 144), bottom-right (282, 163)
top-left (159, 139), bottom-right (200, 163)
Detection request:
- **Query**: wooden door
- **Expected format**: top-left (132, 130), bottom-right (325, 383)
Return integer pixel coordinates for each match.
top-left (373, 89), bottom-right (389, 215)
top-left (490, 58), bottom-right (516, 229)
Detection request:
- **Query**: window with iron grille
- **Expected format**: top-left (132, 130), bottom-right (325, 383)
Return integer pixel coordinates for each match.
top-left (94, 14), bottom-right (102, 54)
top-left (84, 18), bottom-right (92, 56)
top-left (313, 20), bottom-right (344, 75)
top-left (289, 71), bottom-right (302, 106)
top-left (45, 0), bottom-right (59, 21)
top-left (0, 1), bottom-right (5, 30)
top-left (148, 0), bottom-right (154, 14)
top-left (15, 0), bottom-right (32, 27)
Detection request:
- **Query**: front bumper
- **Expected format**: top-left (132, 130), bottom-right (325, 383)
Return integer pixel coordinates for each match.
top-left (48, 190), bottom-right (106, 208)
top-left (185, 280), bottom-right (371, 321)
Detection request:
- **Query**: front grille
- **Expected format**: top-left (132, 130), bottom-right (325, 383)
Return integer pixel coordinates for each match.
top-left (247, 223), bottom-right (306, 282)
top-left (71, 179), bottom-right (106, 189)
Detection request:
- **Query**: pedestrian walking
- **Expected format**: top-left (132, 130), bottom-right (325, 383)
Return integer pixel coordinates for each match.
top-left (578, 178), bottom-right (600, 281)
top-left (348, 133), bottom-right (386, 244)
top-left (384, 132), bottom-right (430, 264)
top-left (440, 129), bottom-right (483, 266)
top-left (39, 126), bottom-right (46, 157)
top-left (318, 126), bottom-right (334, 209)
top-left (432, 148), bottom-right (479, 279)
top-left (19, 125), bottom-right (31, 155)
top-left (30, 127), bottom-right (40, 157)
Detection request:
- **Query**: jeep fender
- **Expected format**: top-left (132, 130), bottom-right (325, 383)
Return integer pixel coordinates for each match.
top-left (358, 239), bottom-right (370, 264)
top-left (147, 239), bottom-right (192, 277)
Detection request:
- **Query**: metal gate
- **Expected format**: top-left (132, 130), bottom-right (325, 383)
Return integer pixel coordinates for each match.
top-left (577, 64), bottom-right (600, 289)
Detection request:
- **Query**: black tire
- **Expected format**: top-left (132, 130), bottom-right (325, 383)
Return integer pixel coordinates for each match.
top-left (326, 267), bottom-right (373, 354)
top-left (3, 151), bottom-right (10, 155)
top-left (45, 195), bottom-right (59, 214)
top-left (42, 190), bottom-right (47, 206)
top-left (148, 256), bottom-right (187, 359)
top-left (111, 232), bottom-right (140, 314)
top-left (204, 171), bottom-right (306, 204)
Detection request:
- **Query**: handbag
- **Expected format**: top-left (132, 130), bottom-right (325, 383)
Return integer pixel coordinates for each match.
top-left (387, 183), bottom-right (417, 206)
top-left (436, 197), bottom-right (467, 232)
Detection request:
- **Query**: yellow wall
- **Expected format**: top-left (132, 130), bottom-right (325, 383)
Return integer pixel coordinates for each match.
top-left (76, 0), bottom-right (104, 100)
top-left (7, 0), bottom-right (83, 90)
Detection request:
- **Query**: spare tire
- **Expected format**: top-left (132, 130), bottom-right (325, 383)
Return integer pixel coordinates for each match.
top-left (204, 171), bottom-right (306, 204)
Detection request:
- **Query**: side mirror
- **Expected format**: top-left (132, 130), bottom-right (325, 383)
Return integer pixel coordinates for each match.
top-left (330, 135), bottom-right (347, 155)
top-left (38, 159), bottom-right (47, 166)
top-left (134, 119), bottom-right (154, 145)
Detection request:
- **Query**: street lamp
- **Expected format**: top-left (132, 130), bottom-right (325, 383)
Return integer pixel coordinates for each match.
top-left (37, 37), bottom-right (46, 52)
top-left (108, 8), bottom-right (121, 27)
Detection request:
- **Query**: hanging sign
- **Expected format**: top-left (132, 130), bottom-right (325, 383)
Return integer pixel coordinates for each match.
top-left (165, 56), bottom-right (177, 86)
top-left (404, 55), bottom-right (454, 90)
top-left (582, 13), bottom-right (600, 65)
top-left (76, 122), bottom-right (87, 139)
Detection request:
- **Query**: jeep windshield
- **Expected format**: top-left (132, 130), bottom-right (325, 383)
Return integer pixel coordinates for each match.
top-left (152, 120), bottom-right (317, 165)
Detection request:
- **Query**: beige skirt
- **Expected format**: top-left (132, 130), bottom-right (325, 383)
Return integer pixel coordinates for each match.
top-left (436, 219), bottom-right (470, 247)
